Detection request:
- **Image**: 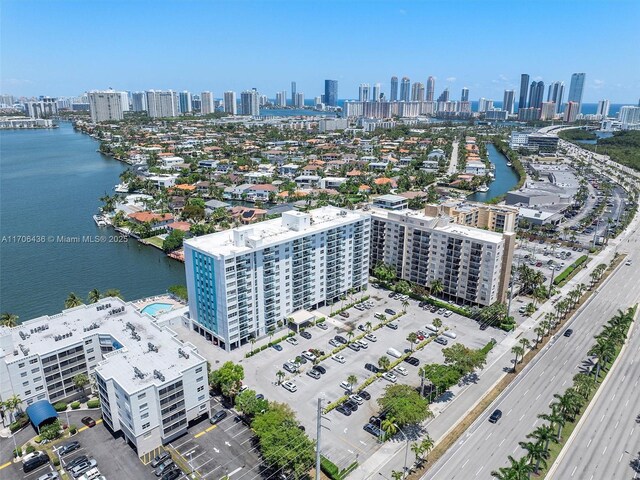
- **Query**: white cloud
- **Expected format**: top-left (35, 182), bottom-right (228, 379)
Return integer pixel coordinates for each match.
top-left (446, 77), bottom-right (456, 83)
top-left (498, 74), bottom-right (509, 81)
top-left (593, 79), bottom-right (605, 89)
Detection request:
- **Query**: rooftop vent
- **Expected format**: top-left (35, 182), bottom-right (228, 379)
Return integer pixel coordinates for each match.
top-left (133, 367), bottom-right (145, 379)
top-left (178, 348), bottom-right (190, 359)
top-left (147, 342), bottom-right (158, 353)
top-left (153, 369), bottom-right (165, 382)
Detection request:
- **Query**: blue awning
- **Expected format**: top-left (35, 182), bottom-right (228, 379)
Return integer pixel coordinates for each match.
top-left (26, 400), bottom-right (58, 429)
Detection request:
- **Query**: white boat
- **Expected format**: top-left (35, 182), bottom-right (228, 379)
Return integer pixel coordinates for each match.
top-left (114, 183), bottom-right (129, 193)
top-left (476, 185), bottom-right (489, 192)
top-left (93, 215), bottom-right (107, 227)
top-left (506, 162), bottom-right (513, 167)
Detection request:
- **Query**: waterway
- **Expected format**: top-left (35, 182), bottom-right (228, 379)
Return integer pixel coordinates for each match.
top-left (0, 122), bottom-right (186, 321)
top-left (466, 143), bottom-right (520, 202)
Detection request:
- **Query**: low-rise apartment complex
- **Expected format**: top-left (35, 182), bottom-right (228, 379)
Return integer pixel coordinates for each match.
top-left (0, 298), bottom-right (208, 456)
top-left (184, 207), bottom-right (371, 351)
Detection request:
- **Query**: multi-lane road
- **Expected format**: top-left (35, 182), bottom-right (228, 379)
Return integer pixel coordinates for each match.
top-left (423, 228), bottom-right (640, 479)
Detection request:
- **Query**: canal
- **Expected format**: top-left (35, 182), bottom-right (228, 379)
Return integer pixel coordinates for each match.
top-left (467, 143), bottom-right (520, 202)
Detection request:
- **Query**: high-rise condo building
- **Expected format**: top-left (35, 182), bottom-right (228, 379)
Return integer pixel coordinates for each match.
top-left (411, 82), bottom-right (425, 101)
top-left (295, 92), bottom-right (305, 108)
top-left (178, 91), bottom-right (192, 113)
top-left (540, 102), bottom-right (557, 121)
top-left (567, 73), bottom-right (586, 113)
top-left (426, 76), bottom-right (435, 102)
top-left (291, 81), bottom-right (297, 106)
top-left (132, 92), bottom-right (147, 112)
top-left (369, 207), bottom-right (514, 306)
top-left (25, 98), bottom-right (58, 118)
top-left (201, 91), bottom-right (214, 114)
top-left (528, 81), bottom-right (545, 109)
top-left (424, 201), bottom-right (519, 233)
top-left (240, 90), bottom-right (260, 116)
top-left (461, 87), bottom-right (469, 102)
top-left (324, 80), bottom-right (338, 106)
top-left (503, 90), bottom-right (515, 114)
top-left (547, 81), bottom-right (565, 114)
top-left (618, 106), bottom-right (640, 127)
top-left (88, 90), bottom-right (125, 123)
top-left (596, 99), bottom-right (610, 118)
top-left (399, 77), bottom-right (411, 102)
top-left (359, 83), bottom-right (370, 102)
top-left (518, 73), bottom-right (530, 111)
top-left (276, 91), bottom-right (287, 107)
top-left (563, 101), bottom-right (580, 123)
top-left (390, 76), bottom-right (398, 101)
top-left (145, 90), bottom-right (179, 118)
top-left (437, 88), bottom-right (450, 103)
top-left (184, 207), bottom-right (370, 351)
top-left (372, 83), bottom-right (381, 102)
top-left (223, 91), bottom-right (237, 115)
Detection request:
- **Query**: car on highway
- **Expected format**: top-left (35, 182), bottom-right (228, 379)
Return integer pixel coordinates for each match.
top-left (382, 372), bottom-right (398, 383)
top-left (332, 354), bottom-right (346, 364)
top-left (488, 409), bottom-right (503, 424)
top-left (272, 343), bottom-right (283, 352)
top-left (336, 404), bottom-right (352, 416)
top-left (626, 260), bottom-right (632, 266)
top-left (287, 337), bottom-right (299, 345)
top-left (312, 364), bottom-right (327, 375)
top-left (58, 441), bottom-right (81, 456)
top-left (364, 333), bottom-right (377, 342)
top-left (282, 381), bottom-right (297, 393)
top-left (151, 452), bottom-right (172, 468)
top-left (563, 329), bottom-right (574, 337)
top-left (81, 416), bottom-right (96, 427)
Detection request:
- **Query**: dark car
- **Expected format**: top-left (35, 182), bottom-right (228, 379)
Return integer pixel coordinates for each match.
top-left (359, 390), bottom-right (371, 401)
top-left (479, 323), bottom-right (489, 331)
top-left (66, 455), bottom-right (88, 470)
top-left (347, 343), bottom-right (360, 352)
top-left (58, 441), bottom-right (81, 456)
top-left (363, 423), bottom-right (384, 437)
top-left (81, 416), bottom-right (96, 427)
top-left (344, 400), bottom-right (359, 411)
top-left (255, 393), bottom-right (265, 400)
top-left (489, 409), bottom-right (503, 423)
top-left (313, 364), bottom-right (327, 375)
top-left (209, 410), bottom-right (228, 424)
top-left (368, 412), bottom-right (387, 426)
top-left (358, 324), bottom-right (366, 331)
top-left (151, 451), bottom-right (172, 468)
top-left (404, 356), bottom-right (420, 366)
top-left (336, 405), bottom-right (352, 416)
top-left (300, 331), bottom-right (312, 339)
top-left (161, 468), bottom-right (182, 480)
top-left (335, 335), bottom-right (347, 344)
top-left (388, 292), bottom-right (395, 298)
top-left (563, 329), bottom-right (574, 337)
top-left (272, 343), bottom-right (283, 352)
top-left (364, 363), bottom-right (379, 373)
top-left (155, 459), bottom-right (175, 477)
top-left (23, 454), bottom-right (49, 473)
top-left (385, 308), bottom-right (396, 315)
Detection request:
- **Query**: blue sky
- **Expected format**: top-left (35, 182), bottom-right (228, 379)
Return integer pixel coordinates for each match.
top-left (2, 0), bottom-right (639, 103)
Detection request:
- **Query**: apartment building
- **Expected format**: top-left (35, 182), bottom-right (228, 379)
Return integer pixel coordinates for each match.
top-left (370, 208), bottom-right (515, 306)
top-left (424, 201), bottom-right (519, 233)
top-left (184, 207), bottom-right (371, 351)
top-left (0, 298), bottom-right (208, 456)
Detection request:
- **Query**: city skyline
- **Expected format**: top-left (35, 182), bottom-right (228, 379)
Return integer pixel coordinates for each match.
top-left (2, 0), bottom-right (639, 103)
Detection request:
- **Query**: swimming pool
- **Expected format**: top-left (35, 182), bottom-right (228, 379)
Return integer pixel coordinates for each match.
top-left (141, 302), bottom-right (174, 316)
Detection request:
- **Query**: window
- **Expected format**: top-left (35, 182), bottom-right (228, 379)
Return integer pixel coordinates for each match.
top-left (142, 422), bottom-right (150, 430)
top-left (36, 386), bottom-right (43, 392)
top-left (29, 358), bottom-right (38, 364)
top-left (196, 376), bottom-right (204, 383)
top-left (31, 368), bottom-right (39, 374)
top-left (140, 403), bottom-right (148, 410)
top-left (21, 372), bottom-right (27, 377)
top-left (18, 362), bottom-right (25, 368)
top-left (138, 393), bottom-right (146, 400)
top-left (25, 390), bottom-right (32, 395)
top-left (141, 412), bottom-right (149, 419)
top-left (22, 381), bottom-right (29, 387)
top-left (195, 367), bottom-right (203, 374)
top-left (198, 394), bottom-right (206, 402)
top-left (87, 348), bottom-right (94, 354)
top-left (197, 385), bottom-right (204, 392)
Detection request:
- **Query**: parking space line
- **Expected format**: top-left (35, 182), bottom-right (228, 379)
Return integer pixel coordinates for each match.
top-left (205, 424), bottom-right (218, 433)
top-left (171, 438), bottom-right (194, 450)
top-left (0, 461), bottom-right (11, 470)
top-left (194, 430), bottom-right (207, 438)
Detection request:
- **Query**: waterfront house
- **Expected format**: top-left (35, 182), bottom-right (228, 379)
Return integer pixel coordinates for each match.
top-left (166, 221), bottom-right (192, 236)
top-left (294, 175), bottom-right (321, 189)
top-left (127, 211), bottom-right (174, 230)
top-left (246, 184), bottom-right (278, 202)
top-left (229, 206), bottom-right (267, 225)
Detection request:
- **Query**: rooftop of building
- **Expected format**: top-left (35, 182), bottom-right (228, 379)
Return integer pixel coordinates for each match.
top-left (0, 297), bottom-right (204, 393)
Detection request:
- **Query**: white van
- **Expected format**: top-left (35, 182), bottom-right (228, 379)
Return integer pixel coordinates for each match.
top-left (386, 347), bottom-right (402, 358)
top-left (425, 324), bottom-right (438, 332)
top-left (443, 330), bottom-right (457, 339)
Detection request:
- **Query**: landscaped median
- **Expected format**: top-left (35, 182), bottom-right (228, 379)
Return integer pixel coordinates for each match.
top-left (553, 254), bottom-right (589, 286)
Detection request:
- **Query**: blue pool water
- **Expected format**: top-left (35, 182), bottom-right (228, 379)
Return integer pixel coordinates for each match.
top-left (141, 302), bottom-right (174, 316)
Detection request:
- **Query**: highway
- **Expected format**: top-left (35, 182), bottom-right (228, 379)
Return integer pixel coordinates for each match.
top-left (423, 229), bottom-right (640, 479)
top-left (547, 233), bottom-right (640, 480)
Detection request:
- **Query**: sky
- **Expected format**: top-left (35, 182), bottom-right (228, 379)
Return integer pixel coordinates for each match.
top-left (2, 0), bottom-right (639, 103)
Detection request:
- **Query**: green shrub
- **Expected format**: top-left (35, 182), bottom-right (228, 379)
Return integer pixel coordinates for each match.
top-left (87, 399), bottom-right (100, 408)
top-left (34, 436), bottom-right (42, 443)
top-left (554, 255), bottom-right (588, 285)
top-left (71, 401), bottom-right (81, 410)
top-left (13, 447), bottom-right (22, 458)
top-left (69, 424), bottom-right (77, 434)
top-left (320, 455), bottom-right (359, 480)
top-left (25, 444), bottom-right (36, 454)
top-left (53, 456), bottom-right (60, 466)
top-left (9, 414), bottom-right (29, 432)
top-left (53, 402), bottom-right (68, 412)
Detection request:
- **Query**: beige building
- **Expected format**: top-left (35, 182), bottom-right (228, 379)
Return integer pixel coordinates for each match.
top-left (424, 201), bottom-right (519, 233)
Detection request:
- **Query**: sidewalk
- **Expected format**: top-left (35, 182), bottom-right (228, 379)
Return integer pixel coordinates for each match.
top-left (351, 210), bottom-right (639, 479)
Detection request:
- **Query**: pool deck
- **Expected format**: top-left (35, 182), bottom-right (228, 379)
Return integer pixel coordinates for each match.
top-left (133, 295), bottom-right (184, 314)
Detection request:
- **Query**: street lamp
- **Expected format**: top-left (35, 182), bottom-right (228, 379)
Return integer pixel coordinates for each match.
top-left (186, 449), bottom-right (195, 478)
top-left (394, 424), bottom-right (410, 478)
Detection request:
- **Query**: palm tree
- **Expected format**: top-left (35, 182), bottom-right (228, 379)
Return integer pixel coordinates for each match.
top-left (365, 321), bottom-right (372, 332)
top-left (390, 470), bottom-right (404, 480)
top-left (378, 356), bottom-right (391, 372)
top-left (102, 288), bottom-right (123, 299)
top-left (401, 299), bottom-right (409, 313)
top-left (507, 455), bottom-right (534, 480)
top-left (519, 440), bottom-right (548, 475)
top-left (407, 332), bottom-right (418, 351)
top-left (538, 407), bottom-right (566, 442)
top-left (429, 279), bottom-right (444, 297)
top-left (4, 394), bottom-right (22, 423)
top-left (527, 424), bottom-right (555, 458)
top-left (347, 375), bottom-right (358, 393)
top-left (491, 466), bottom-right (517, 479)
top-left (276, 370), bottom-right (285, 385)
top-left (347, 331), bottom-right (354, 344)
top-left (0, 312), bottom-right (19, 328)
top-left (268, 327), bottom-right (275, 344)
top-left (588, 339), bottom-right (615, 378)
top-left (572, 373), bottom-right (596, 400)
top-left (519, 337), bottom-right (531, 353)
top-left (511, 345), bottom-right (524, 372)
top-left (419, 435), bottom-right (434, 462)
top-left (65, 293), bottom-right (84, 309)
top-left (381, 417), bottom-right (398, 438)
top-left (87, 289), bottom-right (101, 304)
top-left (533, 326), bottom-right (545, 347)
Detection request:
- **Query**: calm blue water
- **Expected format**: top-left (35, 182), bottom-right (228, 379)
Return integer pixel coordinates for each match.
top-left (575, 131), bottom-right (614, 145)
top-left (141, 303), bottom-right (174, 316)
top-left (0, 122), bottom-right (186, 321)
top-left (467, 144), bottom-right (520, 202)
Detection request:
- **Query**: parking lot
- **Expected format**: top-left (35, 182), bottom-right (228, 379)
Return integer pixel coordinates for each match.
top-left (242, 287), bottom-right (505, 468)
top-left (168, 396), bottom-right (261, 480)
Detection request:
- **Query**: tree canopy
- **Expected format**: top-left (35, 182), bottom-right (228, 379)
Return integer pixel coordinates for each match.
top-left (209, 361), bottom-right (244, 398)
top-left (377, 384), bottom-right (432, 427)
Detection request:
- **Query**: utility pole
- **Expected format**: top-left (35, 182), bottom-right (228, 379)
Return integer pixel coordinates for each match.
top-left (315, 398), bottom-right (322, 480)
top-left (548, 267), bottom-right (556, 297)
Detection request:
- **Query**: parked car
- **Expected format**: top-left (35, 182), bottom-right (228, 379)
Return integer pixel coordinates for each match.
top-left (488, 409), bottom-right (503, 424)
top-left (359, 390), bottom-right (371, 400)
top-left (349, 394), bottom-right (364, 405)
top-left (332, 354), bottom-right (346, 364)
top-left (347, 343), bottom-right (360, 352)
top-left (434, 336), bottom-right (448, 346)
top-left (364, 333), bottom-right (378, 342)
top-left (71, 459), bottom-right (97, 478)
top-left (161, 468), bottom-right (181, 480)
top-left (301, 350), bottom-right (317, 361)
top-left (66, 456), bottom-right (89, 471)
top-left (209, 410), bottom-right (227, 424)
top-left (336, 405), bottom-right (352, 416)
top-left (382, 372), bottom-right (398, 383)
top-left (436, 308), bottom-right (446, 315)
top-left (272, 343), bottom-right (283, 352)
top-left (365, 363), bottom-right (379, 373)
top-left (339, 312), bottom-right (350, 318)
top-left (58, 441), bottom-right (81, 456)
top-left (386, 347), bottom-right (402, 358)
top-left (37, 472), bottom-right (58, 480)
top-left (81, 416), bottom-right (96, 428)
top-left (344, 399), bottom-right (359, 411)
top-left (151, 452), bottom-right (172, 469)
top-left (287, 337), bottom-right (299, 345)
top-left (357, 324), bottom-right (366, 331)
top-left (357, 340), bottom-right (369, 349)
top-left (404, 356), bottom-right (420, 366)
top-left (154, 459), bottom-right (174, 477)
top-left (283, 362), bottom-right (298, 373)
top-left (443, 310), bottom-right (453, 318)
top-left (312, 364), bottom-right (327, 375)
top-left (363, 422), bottom-right (384, 437)
top-left (385, 308), bottom-right (396, 315)
top-left (394, 366), bottom-right (408, 376)
top-left (282, 381), bottom-right (297, 393)
top-left (307, 369), bottom-right (321, 379)
top-left (335, 335), bottom-right (348, 344)
top-left (329, 339), bottom-right (341, 347)
top-left (23, 454), bottom-right (49, 473)
top-left (443, 330), bottom-right (457, 339)
top-left (340, 381), bottom-right (353, 391)
top-left (317, 322), bottom-right (328, 330)
top-left (386, 322), bottom-right (399, 330)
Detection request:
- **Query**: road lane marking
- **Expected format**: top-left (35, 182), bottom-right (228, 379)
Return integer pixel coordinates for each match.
top-left (513, 446), bottom-right (519, 454)
top-left (507, 408), bottom-right (512, 416)
top-left (461, 459), bottom-right (469, 469)
top-left (536, 393), bottom-right (542, 400)
top-left (499, 439), bottom-right (505, 446)
top-left (571, 466), bottom-right (577, 476)
top-left (602, 446), bottom-right (607, 455)
top-left (615, 420), bottom-right (619, 429)
top-left (611, 393), bottom-right (616, 401)
top-left (0, 461), bottom-right (11, 471)
top-left (195, 431), bottom-right (207, 438)
top-left (206, 425), bottom-right (218, 432)
top-left (587, 438), bottom-right (592, 448)
top-left (485, 432), bottom-right (492, 440)
top-left (475, 466), bottom-right (483, 476)
top-left (228, 467), bottom-right (243, 477)
top-left (562, 380), bottom-right (567, 386)
top-left (600, 414), bottom-right (606, 423)
top-left (619, 453), bottom-right (624, 463)
top-left (519, 414), bottom-right (525, 421)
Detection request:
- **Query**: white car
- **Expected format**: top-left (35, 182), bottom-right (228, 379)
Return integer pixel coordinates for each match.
top-left (301, 350), bottom-right (317, 361)
top-left (357, 340), bottom-right (369, 349)
top-left (286, 337), bottom-right (298, 345)
top-left (317, 322), bottom-right (328, 330)
top-left (364, 333), bottom-right (377, 342)
top-left (443, 310), bottom-right (453, 318)
top-left (340, 381), bottom-right (352, 391)
top-left (332, 354), bottom-right (346, 364)
top-left (394, 366), bottom-right (408, 376)
top-left (382, 372), bottom-right (398, 383)
top-left (282, 381), bottom-right (297, 393)
top-left (37, 473), bottom-right (59, 480)
top-left (349, 394), bottom-right (364, 405)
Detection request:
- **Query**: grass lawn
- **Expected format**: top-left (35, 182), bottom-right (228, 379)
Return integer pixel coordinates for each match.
top-left (144, 236), bottom-right (165, 249)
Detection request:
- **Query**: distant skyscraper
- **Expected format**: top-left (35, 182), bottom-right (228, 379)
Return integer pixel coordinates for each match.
top-left (563, 101), bottom-right (580, 123)
top-left (146, 90), bottom-right (178, 118)
top-left (618, 106), bottom-right (640, 126)
top-left (132, 92), bottom-right (147, 112)
top-left (295, 92), bottom-right (305, 108)
top-left (372, 83), bottom-right (381, 102)
top-left (359, 84), bottom-right (370, 102)
top-left (547, 81), bottom-right (564, 114)
top-left (201, 91), bottom-right (214, 114)
top-left (503, 90), bottom-right (515, 114)
top-left (324, 80), bottom-right (338, 107)
top-left (88, 90), bottom-right (125, 123)
top-left (291, 81), bottom-right (297, 106)
top-left (426, 76), bottom-right (435, 102)
top-left (528, 81), bottom-right (544, 109)
top-left (518, 74), bottom-right (530, 111)
top-left (240, 90), bottom-right (260, 116)
top-left (223, 91), bottom-right (237, 115)
top-left (178, 91), bottom-right (192, 113)
top-left (276, 91), bottom-right (287, 107)
top-left (437, 88), bottom-right (449, 102)
top-left (567, 73), bottom-right (586, 113)
top-left (390, 76), bottom-right (398, 101)
top-left (461, 88), bottom-right (469, 102)
top-left (540, 102), bottom-right (556, 121)
top-left (400, 77), bottom-right (411, 102)
top-left (596, 99), bottom-right (610, 118)
top-left (411, 82), bottom-right (425, 101)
